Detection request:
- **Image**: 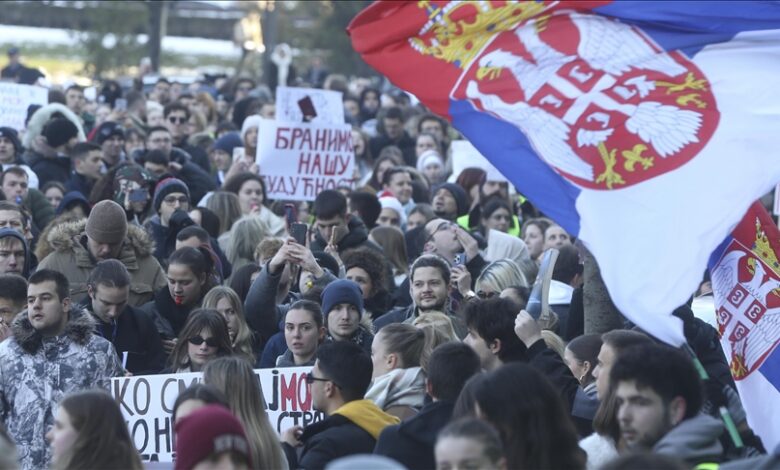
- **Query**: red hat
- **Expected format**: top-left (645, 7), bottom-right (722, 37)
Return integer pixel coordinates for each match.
top-left (174, 405), bottom-right (252, 470)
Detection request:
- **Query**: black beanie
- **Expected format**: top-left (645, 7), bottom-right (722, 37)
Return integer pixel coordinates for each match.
top-left (0, 127), bottom-right (21, 155)
top-left (42, 117), bottom-right (79, 149)
top-left (437, 183), bottom-right (469, 217)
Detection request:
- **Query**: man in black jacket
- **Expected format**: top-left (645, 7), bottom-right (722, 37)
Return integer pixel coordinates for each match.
top-left (310, 190), bottom-right (381, 255)
top-left (374, 342), bottom-right (481, 469)
top-left (83, 259), bottom-right (166, 375)
top-left (281, 341), bottom-right (399, 470)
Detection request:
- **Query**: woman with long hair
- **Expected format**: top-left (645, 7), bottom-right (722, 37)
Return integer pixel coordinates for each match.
top-left (224, 216), bottom-right (274, 273)
top-left (522, 217), bottom-right (554, 262)
top-left (565, 333), bottom-right (603, 399)
top-left (202, 286), bottom-right (257, 364)
top-left (222, 172), bottom-right (285, 236)
top-left (475, 259), bottom-right (531, 299)
top-left (342, 248), bottom-right (392, 320)
top-left (369, 226), bottom-right (408, 287)
top-left (47, 390), bottom-right (142, 470)
top-left (203, 356), bottom-right (288, 470)
top-left (168, 309), bottom-right (233, 373)
top-left (472, 363), bottom-right (586, 470)
top-left (206, 190), bottom-right (243, 237)
top-left (277, 300), bottom-right (325, 367)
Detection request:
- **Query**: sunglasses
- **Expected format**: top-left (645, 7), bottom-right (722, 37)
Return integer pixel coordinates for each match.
top-left (188, 335), bottom-right (219, 347)
top-left (477, 291), bottom-right (498, 299)
top-left (168, 116), bottom-right (187, 124)
top-left (305, 372), bottom-right (340, 388)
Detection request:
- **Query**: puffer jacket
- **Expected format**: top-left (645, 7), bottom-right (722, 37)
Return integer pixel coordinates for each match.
top-left (0, 308), bottom-right (123, 470)
top-left (36, 219), bottom-right (166, 306)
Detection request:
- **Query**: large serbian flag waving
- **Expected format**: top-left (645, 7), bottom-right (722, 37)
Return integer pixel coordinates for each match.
top-left (349, 1), bottom-right (780, 346)
top-left (710, 202), bottom-right (780, 448)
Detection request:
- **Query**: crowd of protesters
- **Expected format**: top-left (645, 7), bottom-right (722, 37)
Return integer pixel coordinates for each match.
top-left (0, 44), bottom-right (777, 470)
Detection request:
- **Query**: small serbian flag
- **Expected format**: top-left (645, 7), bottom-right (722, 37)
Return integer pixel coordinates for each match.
top-left (710, 202), bottom-right (780, 449)
top-left (349, 1), bottom-right (780, 347)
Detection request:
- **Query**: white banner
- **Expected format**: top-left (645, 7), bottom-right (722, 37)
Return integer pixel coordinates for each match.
top-left (276, 86), bottom-right (344, 125)
top-left (0, 83), bottom-right (47, 131)
top-left (111, 367), bottom-right (323, 462)
top-left (257, 118), bottom-right (355, 201)
top-left (450, 140), bottom-right (508, 183)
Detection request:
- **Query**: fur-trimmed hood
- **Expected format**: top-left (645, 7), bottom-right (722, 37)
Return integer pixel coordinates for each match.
top-left (45, 218), bottom-right (155, 259)
top-left (11, 307), bottom-right (96, 354)
top-left (22, 102), bottom-right (86, 148)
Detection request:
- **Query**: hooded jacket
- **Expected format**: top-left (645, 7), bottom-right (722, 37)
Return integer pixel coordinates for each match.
top-left (283, 399), bottom-right (399, 470)
top-left (0, 227), bottom-right (31, 277)
top-left (653, 414), bottom-right (724, 466)
top-left (0, 308), bottom-right (123, 470)
top-left (374, 401), bottom-right (454, 470)
top-left (36, 219), bottom-right (167, 306)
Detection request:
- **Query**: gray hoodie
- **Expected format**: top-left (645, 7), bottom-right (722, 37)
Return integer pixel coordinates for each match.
top-left (653, 414), bottom-right (724, 466)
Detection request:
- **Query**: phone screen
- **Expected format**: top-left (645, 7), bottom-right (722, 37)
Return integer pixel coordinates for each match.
top-left (290, 223), bottom-right (307, 245)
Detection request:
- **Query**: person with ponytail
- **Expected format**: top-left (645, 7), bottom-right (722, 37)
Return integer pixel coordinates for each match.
top-left (142, 246), bottom-right (218, 353)
top-left (365, 323), bottom-right (439, 419)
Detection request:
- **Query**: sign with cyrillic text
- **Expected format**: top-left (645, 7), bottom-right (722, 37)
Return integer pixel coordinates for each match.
top-left (111, 367), bottom-right (322, 462)
top-left (257, 118), bottom-right (355, 200)
top-left (0, 83), bottom-right (47, 131)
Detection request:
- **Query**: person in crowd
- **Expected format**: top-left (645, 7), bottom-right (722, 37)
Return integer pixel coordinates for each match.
top-left (92, 121), bottom-right (126, 167)
top-left (432, 182), bottom-right (469, 222)
top-left (378, 195), bottom-right (406, 229)
top-left (368, 151), bottom-right (403, 191)
top-left (224, 215), bottom-right (273, 273)
top-left (240, 115), bottom-right (261, 159)
top-left (163, 102), bottom-right (210, 172)
top-left (375, 342), bottom-right (482, 469)
top-left (208, 131), bottom-right (243, 186)
top-left (310, 189), bottom-right (379, 256)
top-left (202, 286), bottom-right (256, 365)
top-left (172, 383), bottom-right (229, 425)
top-left (416, 148), bottom-right (446, 186)
top-left (414, 133), bottom-right (442, 160)
top-left (370, 107), bottom-right (416, 165)
top-left (522, 217), bottom-right (553, 262)
top-left (175, 224), bottom-right (232, 281)
top-left (320, 279), bottom-right (375, 352)
top-left (548, 243), bottom-right (583, 334)
top-left (375, 254), bottom-right (463, 334)
top-left (42, 181), bottom-right (65, 209)
top-left (412, 312), bottom-right (459, 343)
top-left (348, 191), bottom-right (382, 230)
top-left (472, 259), bottom-right (531, 300)
top-left (565, 334), bottom-right (603, 400)
top-left (0, 269), bottom-right (123, 470)
top-left (477, 196), bottom-right (515, 236)
top-left (167, 308), bottom-right (232, 373)
top-left (1, 167), bottom-right (54, 232)
top-left (352, 129), bottom-right (374, 186)
top-left (358, 87), bottom-right (381, 124)
top-left (422, 218), bottom-right (488, 287)
top-left (0, 227), bottom-right (30, 278)
top-left (406, 203), bottom-right (435, 232)
top-left (188, 206), bottom-right (221, 239)
top-left (229, 262), bottom-right (260, 301)
top-left (38, 200), bottom-right (166, 306)
top-left (434, 418), bottom-right (507, 470)
top-left (83, 259), bottom-right (165, 375)
top-left (343, 247), bottom-right (392, 320)
top-left (222, 172), bottom-right (286, 236)
top-left (277, 299), bottom-right (325, 367)
top-left (64, 142), bottom-right (102, 197)
top-left (174, 405), bottom-right (253, 470)
top-left (366, 323), bottom-right (432, 419)
top-left (455, 167), bottom-right (486, 211)
top-left (207, 190), bottom-right (243, 238)
top-left (144, 126), bottom-right (215, 203)
top-left (611, 343), bottom-right (723, 467)
top-left (280, 341), bottom-right (399, 469)
top-left (203, 357), bottom-right (288, 469)
top-left (46, 390), bottom-right (142, 470)
top-left (111, 164), bottom-right (156, 225)
top-left (0, 274), bottom-right (26, 341)
top-left (25, 115), bottom-right (82, 187)
top-left (472, 363), bottom-right (587, 469)
top-left (544, 223), bottom-right (573, 250)
top-left (143, 246), bottom-right (218, 346)
top-left (381, 167), bottom-right (414, 212)
top-left (0, 126), bottom-right (39, 189)
top-left (369, 226), bottom-right (409, 288)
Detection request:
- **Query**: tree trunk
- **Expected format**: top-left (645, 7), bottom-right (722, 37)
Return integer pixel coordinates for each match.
top-left (148, 1), bottom-right (168, 73)
top-left (582, 247), bottom-right (624, 334)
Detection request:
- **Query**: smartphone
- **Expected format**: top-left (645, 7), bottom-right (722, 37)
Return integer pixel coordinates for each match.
top-left (298, 96), bottom-right (317, 122)
top-left (290, 223), bottom-right (308, 246)
top-left (284, 203), bottom-right (297, 229)
top-left (114, 98), bottom-right (127, 111)
top-left (232, 146), bottom-right (245, 162)
top-left (128, 188), bottom-right (149, 203)
top-left (453, 252), bottom-right (466, 266)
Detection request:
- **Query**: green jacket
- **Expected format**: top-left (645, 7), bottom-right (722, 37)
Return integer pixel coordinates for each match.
top-left (25, 187), bottom-right (54, 231)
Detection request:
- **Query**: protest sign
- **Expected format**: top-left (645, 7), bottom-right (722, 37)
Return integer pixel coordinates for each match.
top-left (257, 118), bottom-right (355, 201)
top-left (111, 366), bottom-right (323, 462)
top-left (449, 140), bottom-right (507, 183)
top-left (276, 86), bottom-right (344, 125)
top-left (0, 82), bottom-right (47, 131)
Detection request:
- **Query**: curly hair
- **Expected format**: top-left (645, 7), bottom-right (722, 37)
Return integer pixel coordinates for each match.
top-left (341, 247), bottom-right (388, 296)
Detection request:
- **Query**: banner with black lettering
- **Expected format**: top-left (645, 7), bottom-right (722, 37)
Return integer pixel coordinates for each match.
top-left (111, 367), bottom-right (322, 462)
top-left (257, 118), bottom-right (355, 200)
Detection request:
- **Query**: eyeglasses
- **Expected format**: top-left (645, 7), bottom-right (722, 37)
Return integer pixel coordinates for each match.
top-left (168, 116), bottom-right (187, 124)
top-left (163, 196), bottom-right (189, 205)
top-left (305, 372), bottom-right (340, 388)
top-left (425, 221), bottom-right (455, 244)
top-left (477, 291), bottom-right (498, 299)
top-left (188, 335), bottom-right (220, 347)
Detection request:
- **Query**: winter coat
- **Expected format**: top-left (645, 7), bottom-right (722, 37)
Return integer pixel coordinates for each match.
top-left (653, 414), bottom-right (724, 467)
top-left (0, 308), bottom-right (123, 470)
top-left (141, 286), bottom-right (202, 339)
top-left (579, 433), bottom-right (618, 470)
top-left (275, 348), bottom-right (316, 368)
top-left (310, 215), bottom-right (382, 255)
top-left (365, 367), bottom-right (427, 416)
top-left (22, 103), bottom-right (86, 149)
top-left (282, 399), bottom-right (399, 470)
top-left (84, 299), bottom-right (166, 375)
top-left (23, 149), bottom-right (71, 188)
top-left (37, 219), bottom-right (166, 306)
top-left (374, 303), bottom-right (466, 338)
top-left (374, 401), bottom-right (454, 470)
top-left (64, 171), bottom-right (93, 199)
top-left (25, 187), bottom-right (55, 232)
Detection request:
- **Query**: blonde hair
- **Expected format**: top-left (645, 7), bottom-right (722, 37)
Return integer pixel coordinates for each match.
top-left (475, 259), bottom-right (529, 293)
top-left (202, 286), bottom-right (255, 364)
top-left (413, 311), bottom-right (458, 342)
top-left (206, 191), bottom-right (242, 235)
top-left (541, 330), bottom-right (566, 358)
top-left (203, 357), bottom-right (285, 470)
top-left (225, 216), bottom-right (273, 267)
top-left (378, 323), bottom-right (445, 374)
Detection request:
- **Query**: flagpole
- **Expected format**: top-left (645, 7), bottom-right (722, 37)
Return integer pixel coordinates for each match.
top-left (682, 344), bottom-right (743, 449)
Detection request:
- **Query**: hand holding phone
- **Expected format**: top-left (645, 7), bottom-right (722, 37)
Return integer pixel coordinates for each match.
top-left (290, 223), bottom-right (308, 246)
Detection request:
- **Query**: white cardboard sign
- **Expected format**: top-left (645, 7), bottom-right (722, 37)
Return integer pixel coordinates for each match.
top-left (276, 86), bottom-right (344, 125)
top-left (0, 82), bottom-right (47, 131)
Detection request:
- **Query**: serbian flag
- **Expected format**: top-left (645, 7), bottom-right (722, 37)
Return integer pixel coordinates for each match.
top-left (710, 202), bottom-right (780, 449)
top-left (349, 2), bottom-right (780, 347)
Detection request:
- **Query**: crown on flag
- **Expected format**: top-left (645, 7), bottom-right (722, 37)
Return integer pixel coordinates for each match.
top-left (748, 215), bottom-right (780, 297)
top-left (411, 1), bottom-right (545, 68)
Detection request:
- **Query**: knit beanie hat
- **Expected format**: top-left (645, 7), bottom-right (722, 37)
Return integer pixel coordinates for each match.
top-left (93, 121), bottom-right (125, 145)
top-left (379, 195), bottom-right (407, 226)
top-left (321, 279), bottom-right (364, 317)
top-left (153, 177), bottom-right (190, 213)
top-left (212, 132), bottom-right (243, 155)
top-left (436, 182), bottom-right (469, 217)
top-left (174, 405), bottom-right (252, 470)
top-left (0, 127), bottom-right (21, 155)
top-left (86, 200), bottom-right (128, 244)
top-left (42, 117), bottom-right (79, 149)
top-left (416, 149), bottom-right (444, 173)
